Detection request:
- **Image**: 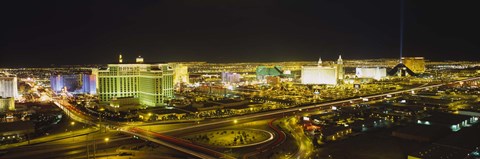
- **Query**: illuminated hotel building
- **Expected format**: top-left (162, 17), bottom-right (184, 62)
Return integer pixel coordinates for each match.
top-left (301, 55), bottom-right (344, 85)
top-left (222, 72), bottom-right (242, 83)
top-left (168, 63), bottom-right (189, 85)
top-left (402, 57), bottom-right (426, 74)
top-left (0, 73), bottom-right (18, 99)
top-left (355, 67), bottom-right (387, 80)
top-left (302, 66), bottom-right (337, 85)
top-left (256, 66), bottom-right (283, 80)
top-left (97, 56), bottom-right (174, 107)
top-left (50, 74), bottom-right (96, 94)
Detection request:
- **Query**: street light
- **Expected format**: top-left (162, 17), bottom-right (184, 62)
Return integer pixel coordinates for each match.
top-left (104, 137), bottom-right (109, 143)
top-left (70, 121), bottom-right (76, 142)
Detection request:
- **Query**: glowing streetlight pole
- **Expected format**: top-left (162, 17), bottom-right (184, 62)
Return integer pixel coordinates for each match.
top-left (71, 121), bottom-right (75, 142)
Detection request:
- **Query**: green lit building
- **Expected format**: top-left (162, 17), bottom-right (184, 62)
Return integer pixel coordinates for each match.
top-left (96, 55), bottom-right (174, 107)
top-left (256, 66), bottom-right (283, 80)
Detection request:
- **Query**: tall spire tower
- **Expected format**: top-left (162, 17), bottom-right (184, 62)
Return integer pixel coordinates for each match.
top-left (337, 55), bottom-right (344, 80)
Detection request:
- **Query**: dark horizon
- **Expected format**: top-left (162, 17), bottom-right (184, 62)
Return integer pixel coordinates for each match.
top-left (1, 0), bottom-right (479, 67)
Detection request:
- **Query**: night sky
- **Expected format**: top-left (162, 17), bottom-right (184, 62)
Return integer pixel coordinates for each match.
top-left (1, 0), bottom-right (479, 67)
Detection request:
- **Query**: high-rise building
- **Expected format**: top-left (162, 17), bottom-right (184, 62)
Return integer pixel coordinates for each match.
top-left (50, 74), bottom-right (96, 94)
top-left (301, 55), bottom-right (345, 85)
top-left (355, 67), bottom-right (387, 80)
top-left (402, 57), bottom-right (426, 74)
top-left (169, 63), bottom-right (189, 85)
top-left (97, 56), bottom-right (174, 107)
top-left (0, 73), bottom-right (18, 99)
top-left (82, 74), bottom-right (97, 94)
top-left (301, 66), bottom-right (337, 85)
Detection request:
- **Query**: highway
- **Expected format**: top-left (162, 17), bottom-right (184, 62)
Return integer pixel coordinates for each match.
top-left (53, 99), bottom-right (97, 125)
top-left (242, 118), bottom-right (286, 159)
top-left (52, 99), bottom-right (230, 159)
top-left (48, 76), bottom-right (480, 159)
top-left (1, 132), bottom-right (134, 159)
top-left (122, 128), bottom-right (222, 159)
top-left (157, 77), bottom-right (480, 135)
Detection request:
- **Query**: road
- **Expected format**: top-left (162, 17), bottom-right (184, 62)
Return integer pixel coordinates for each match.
top-left (47, 76), bottom-right (480, 159)
top-left (155, 77), bottom-right (480, 135)
top-left (242, 118), bottom-right (286, 159)
top-left (1, 132), bottom-right (132, 159)
top-left (122, 128), bottom-right (219, 159)
top-left (52, 99), bottom-right (229, 159)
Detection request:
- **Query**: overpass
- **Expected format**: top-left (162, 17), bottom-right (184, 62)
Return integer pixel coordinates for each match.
top-left (158, 77), bottom-right (480, 134)
top-left (53, 99), bottom-right (233, 159)
top-left (54, 76), bottom-right (480, 159)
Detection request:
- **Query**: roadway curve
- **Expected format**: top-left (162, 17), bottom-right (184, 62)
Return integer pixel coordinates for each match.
top-left (122, 128), bottom-right (223, 159)
top-left (243, 118), bottom-right (286, 159)
top-left (54, 100), bottom-right (231, 159)
top-left (159, 77), bottom-right (480, 135)
top-left (53, 77), bottom-right (480, 159)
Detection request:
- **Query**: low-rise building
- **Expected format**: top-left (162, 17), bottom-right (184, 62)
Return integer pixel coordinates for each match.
top-left (0, 97), bottom-right (15, 113)
top-left (408, 123), bottom-right (480, 159)
top-left (417, 112), bottom-right (477, 131)
top-left (319, 126), bottom-right (352, 142)
top-left (109, 96), bottom-right (139, 108)
top-left (392, 124), bottom-right (450, 142)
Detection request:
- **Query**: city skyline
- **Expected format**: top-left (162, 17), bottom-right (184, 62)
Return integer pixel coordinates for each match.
top-left (1, 0), bottom-right (480, 67)
top-left (1, 1), bottom-right (480, 157)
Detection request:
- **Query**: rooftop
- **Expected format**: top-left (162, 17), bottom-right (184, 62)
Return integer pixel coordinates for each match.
top-left (421, 112), bottom-right (471, 125)
top-left (393, 124), bottom-right (451, 140)
top-left (321, 126), bottom-right (351, 136)
top-left (436, 123), bottom-right (480, 150)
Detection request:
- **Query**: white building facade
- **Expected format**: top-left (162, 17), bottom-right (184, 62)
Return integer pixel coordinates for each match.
top-left (0, 73), bottom-right (18, 99)
top-left (355, 67), bottom-right (387, 80)
top-left (301, 66), bottom-right (338, 85)
top-left (301, 55), bottom-right (344, 85)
